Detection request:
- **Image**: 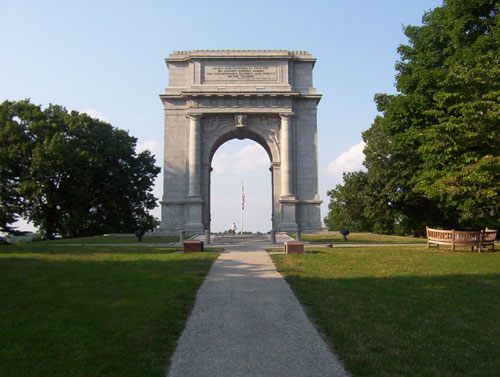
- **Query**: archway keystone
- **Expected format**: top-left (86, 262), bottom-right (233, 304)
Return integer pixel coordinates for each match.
top-left (157, 50), bottom-right (322, 234)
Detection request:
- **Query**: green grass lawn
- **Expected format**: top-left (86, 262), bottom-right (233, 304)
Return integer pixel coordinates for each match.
top-left (37, 235), bottom-right (186, 244)
top-left (0, 244), bottom-right (218, 377)
top-left (294, 232), bottom-right (426, 243)
top-left (272, 246), bottom-right (500, 377)
top-left (0, 244), bottom-right (224, 254)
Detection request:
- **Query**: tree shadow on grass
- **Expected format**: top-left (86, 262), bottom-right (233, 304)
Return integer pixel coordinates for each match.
top-left (284, 273), bottom-right (500, 377)
top-left (304, 250), bottom-right (327, 254)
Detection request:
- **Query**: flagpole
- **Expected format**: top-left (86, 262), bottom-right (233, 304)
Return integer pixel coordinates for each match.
top-left (241, 180), bottom-right (244, 235)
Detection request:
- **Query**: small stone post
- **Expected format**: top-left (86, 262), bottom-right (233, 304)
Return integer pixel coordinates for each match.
top-left (296, 229), bottom-right (302, 241)
top-left (270, 230), bottom-right (276, 244)
top-left (204, 230), bottom-right (211, 245)
top-left (179, 230), bottom-right (185, 246)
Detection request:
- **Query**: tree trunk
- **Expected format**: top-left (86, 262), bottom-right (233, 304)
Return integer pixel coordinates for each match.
top-left (45, 210), bottom-right (57, 240)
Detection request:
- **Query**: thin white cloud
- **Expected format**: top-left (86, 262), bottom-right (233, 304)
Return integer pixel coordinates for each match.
top-left (212, 144), bottom-right (269, 175)
top-left (137, 140), bottom-right (161, 159)
top-left (80, 108), bottom-right (108, 122)
top-left (326, 141), bottom-right (366, 183)
top-left (212, 152), bottom-right (228, 174)
top-left (232, 144), bottom-right (269, 173)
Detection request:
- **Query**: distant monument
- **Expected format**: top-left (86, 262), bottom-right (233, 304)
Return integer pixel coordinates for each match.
top-left (156, 50), bottom-right (323, 234)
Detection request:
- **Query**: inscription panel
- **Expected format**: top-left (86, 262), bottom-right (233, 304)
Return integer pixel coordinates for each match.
top-left (204, 65), bottom-right (278, 81)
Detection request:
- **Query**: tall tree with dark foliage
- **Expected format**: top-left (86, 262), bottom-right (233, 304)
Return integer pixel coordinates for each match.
top-left (326, 0), bottom-right (500, 234)
top-left (0, 100), bottom-right (160, 238)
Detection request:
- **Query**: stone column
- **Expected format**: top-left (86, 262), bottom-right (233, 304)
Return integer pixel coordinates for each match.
top-left (185, 114), bottom-right (204, 233)
top-left (188, 114), bottom-right (202, 197)
top-left (202, 164), bottom-right (212, 231)
top-left (280, 113), bottom-right (294, 198)
top-left (278, 113), bottom-right (298, 232)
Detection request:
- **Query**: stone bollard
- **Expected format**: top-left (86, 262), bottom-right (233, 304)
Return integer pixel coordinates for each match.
top-left (270, 230), bottom-right (276, 244)
top-left (296, 229), bottom-right (302, 241)
top-left (284, 241), bottom-right (305, 254)
top-left (179, 230), bottom-right (185, 246)
top-left (204, 230), bottom-right (211, 245)
top-left (184, 240), bottom-right (203, 253)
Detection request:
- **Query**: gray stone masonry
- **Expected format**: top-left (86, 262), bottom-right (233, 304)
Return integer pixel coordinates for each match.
top-left (156, 50), bottom-right (323, 234)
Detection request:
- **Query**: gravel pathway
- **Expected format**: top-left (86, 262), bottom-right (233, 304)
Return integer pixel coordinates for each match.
top-left (166, 248), bottom-right (347, 377)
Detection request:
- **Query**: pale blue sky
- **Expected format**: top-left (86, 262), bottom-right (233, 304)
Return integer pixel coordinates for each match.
top-left (1, 0), bottom-right (443, 233)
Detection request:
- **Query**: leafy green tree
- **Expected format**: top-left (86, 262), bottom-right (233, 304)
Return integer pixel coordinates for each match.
top-left (324, 169), bottom-right (400, 235)
top-left (402, 0), bottom-right (500, 229)
top-left (417, 47), bottom-right (500, 228)
top-left (326, 0), bottom-right (499, 234)
top-left (0, 101), bottom-right (33, 232)
top-left (324, 171), bottom-right (372, 232)
top-left (361, 94), bottom-right (445, 235)
top-left (0, 100), bottom-right (160, 238)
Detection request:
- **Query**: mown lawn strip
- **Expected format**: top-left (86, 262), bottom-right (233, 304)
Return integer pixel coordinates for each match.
top-left (0, 245), bottom-right (218, 377)
top-left (272, 247), bottom-right (500, 377)
top-left (37, 235), bottom-right (185, 245)
top-left (293, 232), bottom-right (427, 244)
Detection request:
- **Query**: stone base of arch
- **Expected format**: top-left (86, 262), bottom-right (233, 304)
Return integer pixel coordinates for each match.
top-left (155, 199), bottom-right (323, 235)
top-left (185, 197), bottom-right (204, 233)
top-left (278, 198), bottom-right (298, 232)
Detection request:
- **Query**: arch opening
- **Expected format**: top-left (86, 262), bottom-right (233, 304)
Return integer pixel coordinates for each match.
top-left (210, 138), bottom-right (272, 233)
top-left (209, 128), bottom-right (273, 165)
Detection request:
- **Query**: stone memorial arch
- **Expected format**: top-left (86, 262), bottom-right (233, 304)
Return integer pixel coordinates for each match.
top-left (157, 50), bottom-right (322, 234)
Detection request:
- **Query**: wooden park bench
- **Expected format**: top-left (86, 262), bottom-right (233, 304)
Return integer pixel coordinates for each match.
top-left (426, 227), bottom-right (497, 252)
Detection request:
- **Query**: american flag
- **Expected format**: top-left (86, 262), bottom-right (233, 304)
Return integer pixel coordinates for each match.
top-left (241, 182), bottom-right (245, 210)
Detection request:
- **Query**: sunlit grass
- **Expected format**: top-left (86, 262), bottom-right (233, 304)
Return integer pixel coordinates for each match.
top-left (0, 244), bottom-right (218, 377)
top-left (294, 232), bottom-right (426, 243)
top-left (272, 247), bottom-right (500, 376)
top-left (37, 235), bottom-right (186, 244)
top-left (0, 243), bottom-right (223, 255)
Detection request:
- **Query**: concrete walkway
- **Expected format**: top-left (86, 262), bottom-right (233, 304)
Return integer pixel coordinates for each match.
top-left (192, 232), bottom-right (294, 246)
top-left (166, 248), bottom-right (347, 377)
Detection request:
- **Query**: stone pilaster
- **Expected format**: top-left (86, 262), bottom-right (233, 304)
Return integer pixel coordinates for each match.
top-left (188, 114), bottom-right (202, 197)
top-left (280, 113), bottom-right (294, 198)
top-left (186, 114), bottom-right (204, 232)
top-left (279, 113), bottom-right (298, 231)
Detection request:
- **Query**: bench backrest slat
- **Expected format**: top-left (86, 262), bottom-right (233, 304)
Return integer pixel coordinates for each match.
top-left (427, 227), bottom-right (497, 248)
top-left (483, 229), bottom-right (497, 242)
